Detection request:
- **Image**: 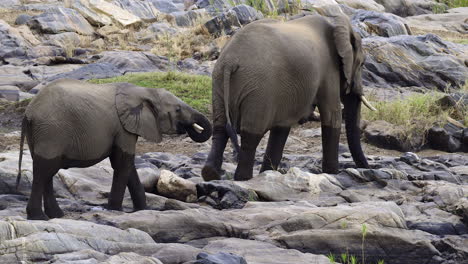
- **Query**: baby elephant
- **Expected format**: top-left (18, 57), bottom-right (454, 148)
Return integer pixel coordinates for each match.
top-left (17, 79), bottom-right (212, 220)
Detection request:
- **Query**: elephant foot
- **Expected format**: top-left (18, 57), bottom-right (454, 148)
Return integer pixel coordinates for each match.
top-left (27, 211), bottom-right (49, 221)
top-left (45, 207), bottom-right (64, 219)
top-left (233, 169), bottom-right (253, 181)
top-left (322, 166), bottom-right (339, 174)
top-left (106, 204), bottom-right (123, 211)
top-left (201, 165), bottom-right (221, 181)
top-left (132, 201), bottom-right (147, 211)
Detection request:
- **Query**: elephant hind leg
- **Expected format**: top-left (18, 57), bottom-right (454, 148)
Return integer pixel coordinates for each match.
top-left (260, 127), bottom-right (290, 173)
top-left (202, 125), bottom-right (229, 181)
top-left (44, 175), bottom-right (64, 219)
top-left (127, 167), bottom-right (146, 211)
top-left (234, 131), bottom-right (263, 181)
top-left (27, 156), bottom-right (61, 220)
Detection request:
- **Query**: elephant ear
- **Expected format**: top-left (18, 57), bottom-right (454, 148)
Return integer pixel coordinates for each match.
top-left (333, 15), bottom-right (355, 95)
top-left (115, 84), bottom-right (162, 143)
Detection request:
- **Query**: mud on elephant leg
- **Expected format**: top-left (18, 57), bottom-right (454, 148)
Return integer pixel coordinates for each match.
top-left (127, 167), bottom-right (146, 211)
top-left (108, 147), bottom-right (134, 211)
top-left (44, 176), bottom-right (64, 219)
top-left (234, 131), bottom-right (263, 181)
top-left (202, 125), bottom-right (229, 181)
top-left (27, 156), bottom-right (60, 220)
top-left (260, 127), bottom-right (291, 172)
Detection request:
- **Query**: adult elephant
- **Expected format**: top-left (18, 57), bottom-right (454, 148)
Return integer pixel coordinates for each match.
top-left (202, 15), bottom-right (375, 181)
top-left (17, 79), bottom-right (212, 220)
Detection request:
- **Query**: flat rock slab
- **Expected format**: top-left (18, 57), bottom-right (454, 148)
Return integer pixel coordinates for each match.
top-left (201, 238), bottom-right (330, 264)
top-left (406, 7), bottom-right (468, 39)
top-left (0, 218), bottom-right (160, 263)
top-left (28, 7), bottom-right (95, 35)
top-left (362, 34), bottom-right (468, 90)
top-left (95, 51), bottom-right (170, 73)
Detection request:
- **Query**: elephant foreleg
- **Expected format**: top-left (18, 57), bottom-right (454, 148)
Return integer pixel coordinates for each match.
top-left (321, 126), bottom-right (341, 174)
top-left (202, 125), bottom-right (229, 181)
top-left (260, 127), bottom-right (290, 172)
top-left (234, 131), bottom-right (262, 181)
top-left (127, 167), bottom-right (146, 211)
top-left (108, 148), bottom-right (133, 211)
top-left (318, 105), bottom-right (342, 174)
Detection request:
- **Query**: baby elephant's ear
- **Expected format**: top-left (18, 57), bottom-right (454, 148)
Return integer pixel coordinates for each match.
top-left (115, 84), bottom-right (162, 143)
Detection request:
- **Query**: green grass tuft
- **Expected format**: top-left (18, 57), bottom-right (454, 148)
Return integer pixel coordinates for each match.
top-left (89, 72), bottom-right (212, 115)
top-left (433, 0), bottom-right (468, 13)
top-left (362, 91), bottom-right (468, 144)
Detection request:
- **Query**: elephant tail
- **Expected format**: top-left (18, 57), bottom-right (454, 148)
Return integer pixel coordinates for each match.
top-left (16, 117), bottom-right (27, 191)
top-left (223, 65), bottom-right (240, 154)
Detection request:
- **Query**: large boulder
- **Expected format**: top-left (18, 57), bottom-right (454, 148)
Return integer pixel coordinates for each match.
top-left (95, 51), bottom-right (170, 73)
top-left (27, 7), bottom-right (95, 35)
top-left (194, 252), bottom-right (247, 264)
top-left (405, 7), bottom-right (468, 39)
top-left (269, 202), bottom-right (441, 264)
top-left (231, 4), bottom-right (264, 25)
top-left (44, 32), bottom-right (82, 50)
top-left (46, 63), bottom-right (124, 82)
top-left (71, 0), bottom-right (112, 27)
top-left (0, 20), bottom-right (33, 65)
top-left (235, 167), bottom-right (343, 202)
top-left (427, 124), bottom-right (465, 153)
top-left (0, 0), bottom-right (21, 8)
top-left (363, 120), bottom-right (424, 151)
top-left (149, 0), bottom-right (182, 13)
top-left (0, 86), bottom-right (20, 101)
top-left (336, 0), bottom-right (385, 12)
top-left (136, 21), bottom-right (179, 42)
top-left (196, 180), bottom-right (258, 209)
top-left (0, 218), bottom-right (163, 263)
top-left (374, 0), bottom-right (441, 17)
top-left (113, 0), bottom-right (161, 22)
top-left (157, 170), bottom-right (198, 203)
top-left (402, 202), bottom-right (468, 235)
top-left (204, 9), bottom-right (241, 36)
top-left (196, 0), bottom-right (233, 14)
top-left (351, 10), bottom-right (411, 37)
top-left (171, 9), bottom-right (207, 27)
top-left (87, 0), bottom-right (143, 27)
top-left (362, 34), bottom-right (468, 90)
top-left (201, 238), bottom-right (331, 264)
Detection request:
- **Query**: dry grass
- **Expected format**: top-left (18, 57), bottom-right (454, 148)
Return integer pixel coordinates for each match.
top-left (0, 8), bottom-right (41, 25)
top-left (150, 25), bottom-right (215, 61)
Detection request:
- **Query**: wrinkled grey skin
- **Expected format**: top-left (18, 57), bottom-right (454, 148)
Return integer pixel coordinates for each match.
top-left (17, 79), bottom-right (212, 220)
top-left (202, 15), bottom-right (369, 181)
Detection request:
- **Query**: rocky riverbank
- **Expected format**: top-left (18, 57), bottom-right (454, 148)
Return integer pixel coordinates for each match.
top-left (0, 0), bottom-right (467, 263)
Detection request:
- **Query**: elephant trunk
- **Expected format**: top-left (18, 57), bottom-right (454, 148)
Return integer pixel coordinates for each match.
top-left (343, 93), bottom-right (369, 168)
top-left (185, 113), bottom-right (212, 143)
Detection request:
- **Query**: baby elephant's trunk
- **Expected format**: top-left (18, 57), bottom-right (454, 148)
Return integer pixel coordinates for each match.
top-left (185, 113), bottom-right (212, 143)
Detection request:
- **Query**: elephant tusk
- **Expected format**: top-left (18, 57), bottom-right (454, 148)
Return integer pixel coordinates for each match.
top-left (360, 96), bottom-right (377, 111)
top-left (193, 123), bottom-right (204, 133)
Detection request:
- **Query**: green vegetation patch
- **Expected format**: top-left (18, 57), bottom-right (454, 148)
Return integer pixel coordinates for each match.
top-left (90, 72), bottom-right (212, 115)
top-left (362, 91), bottom-right (468, 143)
top-left (433, 0), bottom-right (468, 13)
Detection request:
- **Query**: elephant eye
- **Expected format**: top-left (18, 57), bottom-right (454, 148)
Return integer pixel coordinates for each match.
top-left (176, 106), bottom-right (181, 112)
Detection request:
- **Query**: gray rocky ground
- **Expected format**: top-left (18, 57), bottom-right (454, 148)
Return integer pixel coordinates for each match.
top-left (0, 0), bottom-right (467, 263)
